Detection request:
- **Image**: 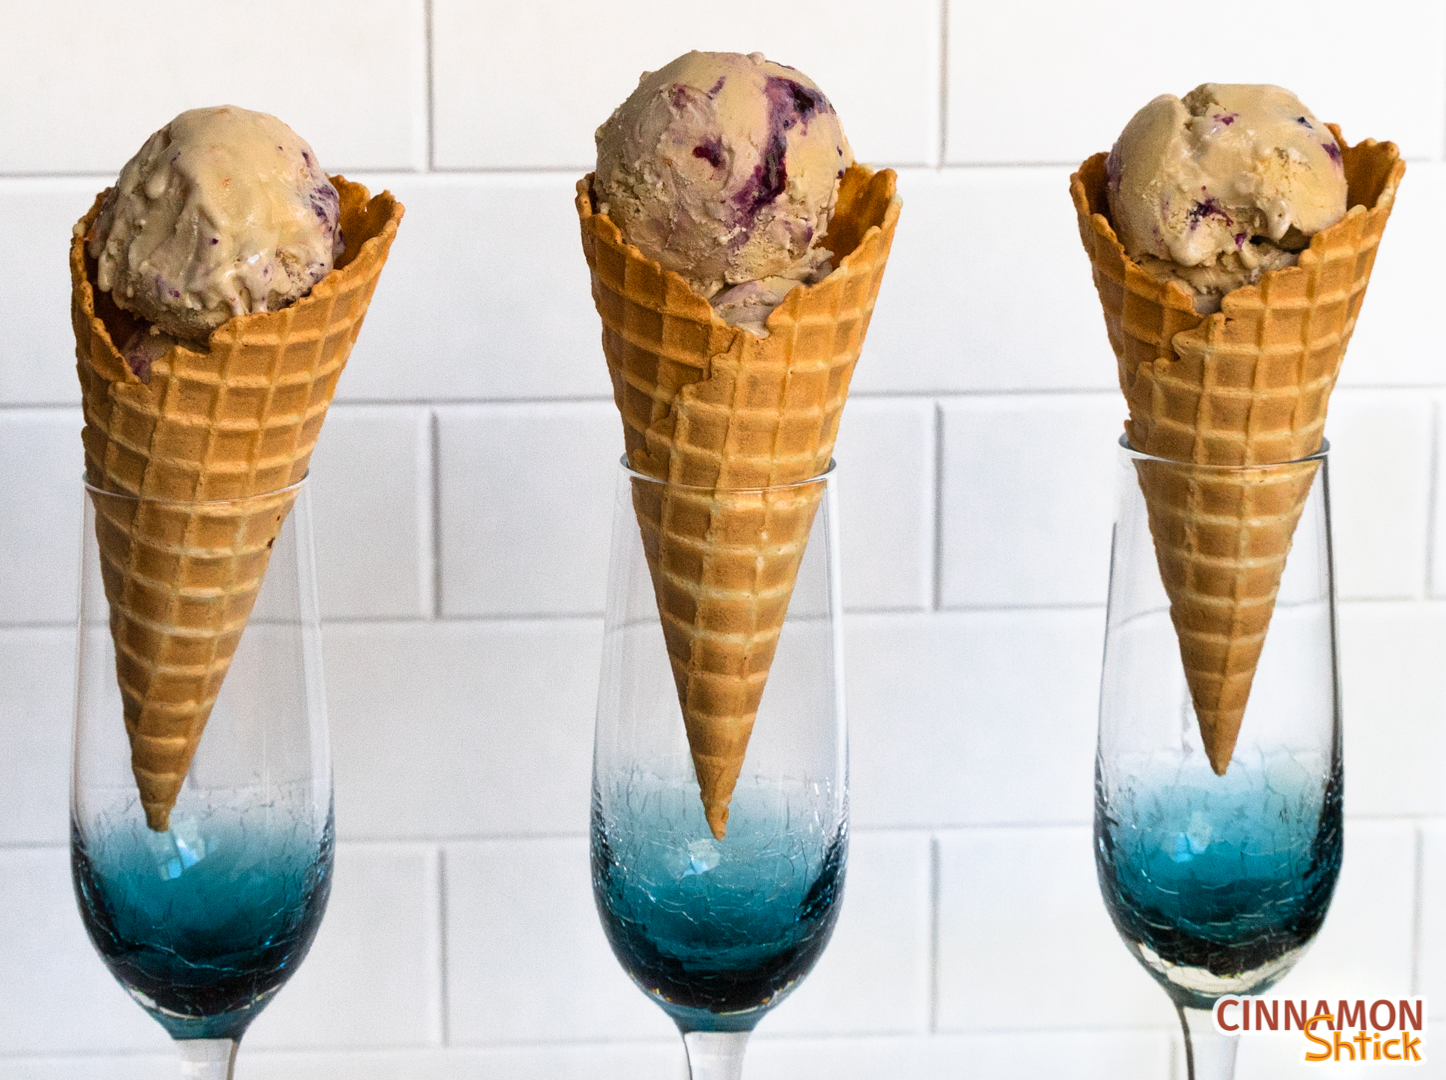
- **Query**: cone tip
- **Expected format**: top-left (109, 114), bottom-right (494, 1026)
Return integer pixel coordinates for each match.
top-left (705, 803), bottom-right (729, 841)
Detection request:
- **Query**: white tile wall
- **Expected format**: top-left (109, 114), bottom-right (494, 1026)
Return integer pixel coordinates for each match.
top-left (334, 174), bottom-right (610, 403)
top-left (444, 836), bottom-right (675, 1045)
top-left (309, 405), bottom-right (434, 620)
top-left (1338, 603), bottom-right (1446, 818)
top-left (938, 395), bottom-right (1122, 608)
top-left (846, 610), bottom-right (1104, 829)
top-left (430, 0), bottom-right (941, 170)
top-left (324, 620), bottom-right (604, 839)
top-left (0, 409), bottom-right (84, 623)
top-left (0, 2), bottom-right (429, 174)
top-left (935, 826), bottom-right (1177, 1034)
top-left (1326, 390), bottom-right (1433, 601)
top-left (0, 629), bottom-right (74, 847)
top-left (854, 169), bottom-right (1120, 396)
top-left (437, 403), bottom-right (618, 617)
top-left (245, 844), bottom-right (444, 1050)
top-left (831, 398), bottom-right (936, 611)
top-left (4, 1), bottom-right (1444, 1074)
top-left (947, 0), bottom-right (1446, 164)
top-left (0, 182), bottom-right (104, 405)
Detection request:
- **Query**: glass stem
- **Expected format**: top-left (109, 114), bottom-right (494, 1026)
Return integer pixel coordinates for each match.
top-left (1179, 1006), bottom-right (1237, 1080)
top-left (683, 1030), bottom-right (750, 1080)
top-left (176, 1039), bottom-right (239, 1080)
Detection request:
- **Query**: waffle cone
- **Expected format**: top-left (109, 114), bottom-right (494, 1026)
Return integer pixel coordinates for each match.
top-left (71, 176), bottom-right (403, 831)
top-left (1071, 132), bottom-right (1403, 772)
top-left (579, 165), bottom-right (901, 837)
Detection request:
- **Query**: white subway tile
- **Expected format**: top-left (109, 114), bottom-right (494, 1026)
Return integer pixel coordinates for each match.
top-left (947, 0), bottom-right (1445, 164)
top-left (757, 831), bottom-right (932, 1037)
top-left (246, 844), bottom-right (442, 1050)
top-left (939, 395), bottom-right (1123, 608)
top-left (1, 1058), bottom-right (175, 1080)
top-left (0, 848), bottom-right (170, 1055)
top-left (748, 1031), bottom-right (1173, 1079)
top-left (4, 1046), bottom-right (687, 1080)
top-left (324, 620), bottom-right (602, 840)
top-left (336, 174), bottom-right (612, 404)
top-left (935, 826), bottom-right (1177, 1033)
top-left (1265, 822), bottom-right (1416, 1004)
top-left (0, 181), bottom-right (103, 405)
top-left (1417, 822), bottom-right (1446, 1009)
top-left (1325, 391), bottom-right (1432, 601)
top-left (833, 399), bottom-right (935, 611)
top-left (1, 3), bottom-right (427, 174)
top-left (854, 169), bottom-right (1121, 396)
top-left (1338, 602), bottom-right (1446, 818)
top-left (240, 1044), bottom-right (687, 1079)
top-left (1339, 163), bottom-right (1446, 389)
top-left (1435, 398), bottom-right (1446, 600)
top-left (308, 405), bottom-right (433, 620)
top-left (431, 0), bottom-right (940, 169)
top-left (847, 611), bottom-right (1103, 829)
top-left (0, 629), bottom-right (74, 847)
top-left (444, 837), bottom-right (676, 1046)
top-left (438, 403), bottom-right (618, 618)
top-left (0, 409), bottom-right (85, 623)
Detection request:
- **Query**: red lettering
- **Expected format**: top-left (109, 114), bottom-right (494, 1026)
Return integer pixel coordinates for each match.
top-left (1255, 999), bottom-right (1279, 1030)
top-left (1370, 1000), bottom-right (1395, 1031)
top-left (1215, 999), bottom-right (1239, 1033)
top-left (1284, 1000), bottom-right (1309, 1030)
top-left (1337, 999), bottom-right (1366, 1030)
top-left (1400, 999), bottom-right (1423, 1031)
top-left (1314, 1000), bottom-right (1336, 1030)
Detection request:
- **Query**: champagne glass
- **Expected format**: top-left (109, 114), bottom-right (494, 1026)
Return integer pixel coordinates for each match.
top-left (1094, 439), bottom-right (1343, 1079)
top-left (591, 461), bottom-right (847, 1080)
top-left (71, 477), bottom-right (333, 1079)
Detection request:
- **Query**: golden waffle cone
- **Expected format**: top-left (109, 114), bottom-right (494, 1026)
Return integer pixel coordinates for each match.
top-left (579, 164), bottom-right (901, 838)
top-left (71, 176), bottom-right (403, 831)
top-left (1071, 131), bottom-right (1403, 772)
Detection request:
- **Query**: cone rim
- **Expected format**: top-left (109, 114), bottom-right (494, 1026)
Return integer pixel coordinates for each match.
top-left (576, 164), bottom-right (902, 336)
top-left (617, 454), bottom-right (837, 493)
top-left (1117, 434), bottom-right (1330, 470)
top-left (73, 174), bottom-right (404, 382)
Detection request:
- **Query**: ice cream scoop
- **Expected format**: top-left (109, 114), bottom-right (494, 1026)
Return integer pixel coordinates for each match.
top-left (593, 50), bottom-right (852, 328)
top-left (1106, 84), bottom-right (1347, 312)
top-left (87, 106), bottom-right (343, 343)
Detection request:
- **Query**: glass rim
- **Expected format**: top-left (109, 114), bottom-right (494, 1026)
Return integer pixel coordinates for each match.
top-left (618, 456), bottom-right (836, 492)
top-left (1117, 434), bottom-right (1329, 469)
top-left (82, 471), bottom-right (310, 506)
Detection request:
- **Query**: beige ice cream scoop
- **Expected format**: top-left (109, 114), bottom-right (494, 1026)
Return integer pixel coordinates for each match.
top-left (594, 50), bottom-right (852, 321)
top-left (1106, 84), bottom-right (1347, 312)
top-left (87, 106), bottom-right (343, 345)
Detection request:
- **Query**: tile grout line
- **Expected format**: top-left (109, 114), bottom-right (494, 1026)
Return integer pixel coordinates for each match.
top-left (437, 845), bottom-right (451, 1045)
top-left (928, 834), bottom-right (941, 1034)
top-left (430, 409), bottom-right (444, 620)
top-left (423, 0), bottom-right (436, 173)
top-left (932, 401), bottom-right (945, 612)
top-left (936, 0), bottom-right (949, 169)
top-left (1409, 824), bottom-right (1424, 995)
top-left (1425, 398), bottom-right (1441, 598)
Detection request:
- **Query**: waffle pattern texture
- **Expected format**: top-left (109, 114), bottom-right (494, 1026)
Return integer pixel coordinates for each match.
top-left (579, 165), bottom-right (901, 838)
top-left (71, 177), bottom-right (403, 830)
top-left (1071, 133), bottom-right (1403, 772)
